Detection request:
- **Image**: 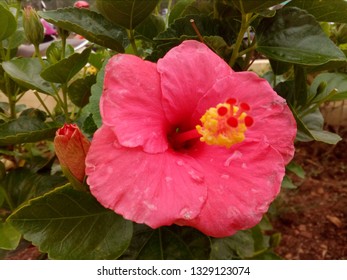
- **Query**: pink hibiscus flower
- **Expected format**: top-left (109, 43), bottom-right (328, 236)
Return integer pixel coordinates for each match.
top-left (85, 40), bottom-right (296, 237)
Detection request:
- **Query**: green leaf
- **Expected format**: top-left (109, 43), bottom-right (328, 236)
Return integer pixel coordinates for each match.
top-left (41, 47), bottom-right (91, 84)
top-left (0, 160), bottom-right (5, 181)
top-left (294, 108), bottom-right (342, 144)
top-left (82, 113), bottom-right (97, 135)
top-left (288, 0), bottom-right (347, 24)
top-left (135, 14), bottom-right (165, 41)
top-left (0, 222), bottom-right (21, 250)
top-left (150, 14), bottom-right (237, 61)
top-left (310, 73), bottom-right (347, 102)
top-left (256, 7), bottom-right (347, 66)
top-left (286, 162), bottom-right (305, 179)
top-left (8, 185), bottom-right (133, 260)
top-left (269, 59), bottom-right (292, 75)
top-left (2, 6), bottom-right (24, 50)
top-left (2, 29), bottom-right (25, 50)
top-left (231, 0), bottom-right (284, 13)
top-left (281, 175), bottom-right (298, 189)
top-left (68, 75), bottom-right (96, 108)
top-left (0, 116), bottom-right (60, 145)
top-left (121, 225), bottom-right (210, 260)
top-left (168, 0), bottom-right (195, 24)
top-left (2, 168), bottom-right (67, 209)
top-left (96, 0), bottom-right (160, 30)
top-left (46, 41), bottom-right (74, 64)
top-left (2, 58), bottom-right (55, 95)
top-left (210, 230), bottom-right (255, 260)
top-left (293, 65), bottom-right (308, 106)
top-left (39, 8), bottom-right (128, 52)
top-left (0, 4), bottom-right (16, 41)
top-left (85, 58), bottom-right (109, 128)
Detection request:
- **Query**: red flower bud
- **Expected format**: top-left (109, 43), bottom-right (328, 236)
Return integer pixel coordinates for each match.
top-left (54, 124), bottom-right (90, 184)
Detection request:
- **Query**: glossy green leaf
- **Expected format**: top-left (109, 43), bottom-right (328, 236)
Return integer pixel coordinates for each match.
top-left (82, 113), bottom-right (97, 135)
top-left (2, 7), bottom-right (24, 50)
top-left (210, 230), bottom-right (254, 260)
top-left (0, 4), bottom-right (16, 41)
top-left (310, 73), bottom-right (347, 102)
top-left (2, 29), bottom-right (25, 50)
top-left (294, 108), bottom-right (342, 144)
top-left (96, 0), bottom-right (160, 29)
top-left (46, 40), bottom-right (74, 64)
top-left (288, 0), bottom-right (347, 23)
top-left (168, 0), bottom-right (195, 24)
top-left (256, 7), bottom-right (347, 66)
top-left (0, 222), bottom-right (21, 250)
top-left (2, 58), bottom-right (54, 95)
top-left (286, 162), bottom-right (305, 179)
top-left (8, 185), bottom-right (133, 259)
top-left (135, 14), bottom-right (165, 41)
top-left (41, 47), bottom-right (91, 84)
top-left (121, 224), bottom-right (210, 260)
top-left (85, 58), bottom-right (109, 128)
top-left (150, 14), bottom-right (237, 61)
top-left (39, 8), bottom-right (128, 52)
top-left (231, 0), bottom-right (284, 13)
top-left (68, 75), bottom-right (96, 108)
top-left (0, 116), bottom-right (60, 145)
top-left (2, 168), bottom-right (66, 209)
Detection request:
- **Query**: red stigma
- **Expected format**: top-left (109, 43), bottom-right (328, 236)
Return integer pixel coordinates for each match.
top-left (226, 98), bottom-right (237, 105)
top-left (244, 116), bottom-right (254, 127)
top-left (240, 103), bottom-right (250, 111)
top-left (227, 117), bottom-right (238, 128)
top-left (217, 106), bottom-right (228, 116)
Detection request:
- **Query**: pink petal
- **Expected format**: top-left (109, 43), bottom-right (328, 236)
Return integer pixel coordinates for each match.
top-left (101, 54), bottom-right (170, 153)
top-left (178, 140), bottom-right (285, 237)
top-left (85, 125), bottom-right (208, 228)
top-left (157, 40), bottom-right (233, 130)
top-left (192, 73), bottom-right (296, 164)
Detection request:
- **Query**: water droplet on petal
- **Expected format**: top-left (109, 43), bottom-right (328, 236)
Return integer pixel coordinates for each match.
top-left (188, 170), bottom-right (204, 183)
top-left (221, 174), bottom-right (230, 180)
top-left (176, 160), bottom-right (184, 166)
top-left (165, 176), bottom-right (173, 183)
top-left (180, 208), bottom-right (193, 220)
top-left (224, 150), bottom-right (243, 167)
top-left (143, 201), bottom-right (157, 211)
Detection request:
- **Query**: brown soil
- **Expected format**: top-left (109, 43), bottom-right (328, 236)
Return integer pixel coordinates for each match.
top-left (272, 127), bottom-right (347, 260)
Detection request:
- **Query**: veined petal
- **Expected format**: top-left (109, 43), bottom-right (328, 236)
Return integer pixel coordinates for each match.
top-left (193, 73), bottom-right (296, 164)
top-left (85, 125), bottom-right (208, 228)
top-left (178, 141), bottom-right (285, 237)
top-left (101, 54), bottom-right (169, 153)
top-left (157, 40), bottom-right (232, 130)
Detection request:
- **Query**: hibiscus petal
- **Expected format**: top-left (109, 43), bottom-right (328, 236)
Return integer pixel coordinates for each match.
top-left (178, 141), bottom-right (285, 237)
top-left (157, 40), bottom-right (232, 129)
top-left (85, 125), bottom-right (208, 228)
top-left (101, 54), bottom-right (169, 153)
top-left (192, 73), bottom-right (296, 164)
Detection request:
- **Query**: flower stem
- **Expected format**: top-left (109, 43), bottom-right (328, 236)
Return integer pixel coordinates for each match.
top-left (228, 11), bottom-right (250, 68)
top-left (33, 90), bottom-right (55, 120)
top-left (128, 29), bottom-right (139, 56)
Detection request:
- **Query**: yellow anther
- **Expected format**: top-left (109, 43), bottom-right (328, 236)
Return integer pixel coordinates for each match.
top-left (196, 101), bottom-right (253, 148)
